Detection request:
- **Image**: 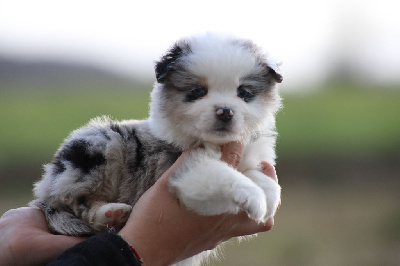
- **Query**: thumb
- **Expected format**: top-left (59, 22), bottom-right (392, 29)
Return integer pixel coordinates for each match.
top-left (220, 141), bottom-right (243, 168)
top-left (259, 161), bottom-right (277, 182)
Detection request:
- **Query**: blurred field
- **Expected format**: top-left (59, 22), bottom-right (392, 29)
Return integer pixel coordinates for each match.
top-left (1, 82), bottom-right (399, 265)
top-left (1, 83), bottom-right (399, 162)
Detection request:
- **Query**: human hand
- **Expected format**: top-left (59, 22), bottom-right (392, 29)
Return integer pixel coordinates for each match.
top-left (0, 207), bottom-right (86, 266)
top-left (119, 142), bottom-right (278, 265)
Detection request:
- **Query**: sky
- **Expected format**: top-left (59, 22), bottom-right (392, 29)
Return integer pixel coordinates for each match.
top-left (0, 0), bottom-right (399, 90)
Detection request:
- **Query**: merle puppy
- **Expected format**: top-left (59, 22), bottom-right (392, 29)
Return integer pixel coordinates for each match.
top-left (31, 32), bottom-right (283, 265)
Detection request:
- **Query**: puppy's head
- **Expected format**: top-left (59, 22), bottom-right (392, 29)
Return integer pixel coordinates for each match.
top-left (149, 33), bottom-right (282, 148)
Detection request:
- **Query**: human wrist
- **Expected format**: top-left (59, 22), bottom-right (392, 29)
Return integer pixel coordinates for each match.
top-left (119, 223), bottom-right (185, 266)
top-left (119, 226), bottom-right (168, 266)
top-left (115, 233), bottom-right (143, 265)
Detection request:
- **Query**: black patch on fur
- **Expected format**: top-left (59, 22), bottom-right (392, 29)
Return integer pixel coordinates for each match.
top-left (134, 134), bottom-right (144, 167)
top-left (155, 42), bottom-right (189, 83)
top-left (124, 129), bottom-right (145, 176)
top-left (52, 158), bottom-right (66, 175)
top-left (131, 131), bottom-right (145, 175)
top-left (110, 122), bottom-right (124, 136)
top-left (59, 139), bottom-right (106, 174)
top-left (77, 195), bottom-right (87, 205)
top-left (76, 196), bottom-right (89, 217)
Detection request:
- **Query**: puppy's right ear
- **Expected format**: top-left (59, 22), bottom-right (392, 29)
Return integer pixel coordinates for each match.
top-left (155, 43), bottom-right (185, 83)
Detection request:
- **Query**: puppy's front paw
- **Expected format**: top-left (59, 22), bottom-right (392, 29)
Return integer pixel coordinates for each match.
top-left (234, 186), bottom-right (267, 223)
top-left (244, 170), bottom-right (281, 219)
top-left (93, 203), bottom-right (132, 231)
top-left (264, 180), bottom-right (281, 219)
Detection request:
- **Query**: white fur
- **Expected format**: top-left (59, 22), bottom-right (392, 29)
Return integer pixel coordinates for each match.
top-left (170, 146), bottom-right (268, 221)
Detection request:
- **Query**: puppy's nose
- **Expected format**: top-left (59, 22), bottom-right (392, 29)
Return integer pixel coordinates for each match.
top-left (216, 107), bottom-right (234, 122)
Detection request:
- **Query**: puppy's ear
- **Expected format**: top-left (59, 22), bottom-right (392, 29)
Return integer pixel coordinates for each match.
top-left (155, 43), bottom-right (185, 83)
top-left (269, 67), bottom-right (283, 83)
top-left (261, 62), bottom-right (283, 83)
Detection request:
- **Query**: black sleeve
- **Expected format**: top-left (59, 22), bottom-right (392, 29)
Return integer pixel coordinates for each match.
top-left (47, 232), bottom-right (142, 266)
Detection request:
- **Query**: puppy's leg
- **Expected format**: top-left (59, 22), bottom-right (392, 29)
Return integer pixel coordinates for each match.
top-left (242, 169), bottom-right (280, 219)
top-left (88, 202), bottom-right (132, 232)
top-left (239, 136), bottom-right (281, 220)
top-left (31, 200), bottom-right (98, 236)
top-left (169, 148), bottom-right (267, 222)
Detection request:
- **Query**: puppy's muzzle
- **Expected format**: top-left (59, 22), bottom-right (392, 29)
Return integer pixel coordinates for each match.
top-left (216, 107), bottom-right (234, 122)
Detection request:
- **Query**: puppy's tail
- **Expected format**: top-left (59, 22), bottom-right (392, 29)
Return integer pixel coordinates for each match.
top-left (30, 200), bottom-right (97, 236)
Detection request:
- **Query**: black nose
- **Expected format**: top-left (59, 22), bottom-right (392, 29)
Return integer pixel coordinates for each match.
top-left (216, 107), bottom-right (234, 122)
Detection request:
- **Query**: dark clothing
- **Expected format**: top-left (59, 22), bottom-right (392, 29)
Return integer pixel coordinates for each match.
top-left (48, 233), bottom-right (141, 266)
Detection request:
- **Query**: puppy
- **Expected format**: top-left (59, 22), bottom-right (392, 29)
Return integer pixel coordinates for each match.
top-left (31, 32), bottom-right (283, 265)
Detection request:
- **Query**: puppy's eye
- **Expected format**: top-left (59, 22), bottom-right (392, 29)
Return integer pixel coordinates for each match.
top-left (185, 86), bottom-right (208, 102)
top-left (237, 85), bottom-right (255, 102)
top-left (191, 86), bottom-right (207, 97)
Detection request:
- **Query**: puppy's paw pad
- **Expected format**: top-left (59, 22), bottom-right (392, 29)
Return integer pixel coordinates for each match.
top-left (95, 203), bottom-right (132, 228)
top-left (234, 187), bottom-right (266, 223)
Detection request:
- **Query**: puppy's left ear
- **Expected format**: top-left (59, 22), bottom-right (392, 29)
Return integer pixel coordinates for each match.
top-left (155, 43), bottom-right (186, 83)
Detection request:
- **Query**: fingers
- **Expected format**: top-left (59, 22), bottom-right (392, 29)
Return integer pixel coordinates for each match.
top-left (159, 141), bottom-right (244, 185)
top-left (236, 217), bottom-right (274, 236)
top-left (0, 207), bottom-right (86, 265)
top-left (225, 212), bottom-right (274, 238)
top-left (220, 141), bottom-right (243, 168)
top-left (260, 161), bottom-right (277, 182)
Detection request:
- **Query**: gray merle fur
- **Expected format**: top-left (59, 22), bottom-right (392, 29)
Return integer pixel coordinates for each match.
top-left (31, 118), bottom-right (181, 235)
